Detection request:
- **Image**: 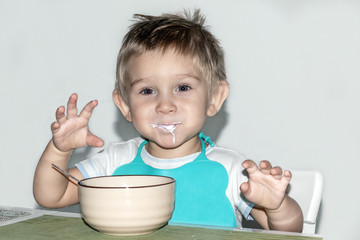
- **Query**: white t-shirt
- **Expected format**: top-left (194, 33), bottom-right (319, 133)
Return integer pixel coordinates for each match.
top-left (76, 137), bottom-right (254, 227)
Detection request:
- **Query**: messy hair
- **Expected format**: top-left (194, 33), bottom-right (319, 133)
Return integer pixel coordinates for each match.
top-left (115, 9), bottom-right (226, 102)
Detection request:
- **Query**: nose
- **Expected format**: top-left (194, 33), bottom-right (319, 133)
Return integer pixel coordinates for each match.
top-left (155, 93), bottom-right (176, 114)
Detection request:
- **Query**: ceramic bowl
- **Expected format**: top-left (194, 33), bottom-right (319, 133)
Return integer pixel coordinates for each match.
top-left (78, 175), bottom-right (175, 236)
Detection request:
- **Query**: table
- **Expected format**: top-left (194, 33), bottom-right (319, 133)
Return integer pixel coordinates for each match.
top-left (0, 207), bottom-right (323, 240)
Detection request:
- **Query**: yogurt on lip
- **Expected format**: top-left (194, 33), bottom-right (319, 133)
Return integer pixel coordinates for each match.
top-left (150, 122), bottom-right (181, 144)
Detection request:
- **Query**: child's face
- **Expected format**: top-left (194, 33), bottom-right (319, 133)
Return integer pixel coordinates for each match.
top-left (118, 50), bottom-right (211, 153)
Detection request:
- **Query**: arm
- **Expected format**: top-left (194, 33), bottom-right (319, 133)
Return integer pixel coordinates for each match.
top-left (33, 93), bottom-right (104, 208)
top-left (241, 160), bottom-right (303, 232)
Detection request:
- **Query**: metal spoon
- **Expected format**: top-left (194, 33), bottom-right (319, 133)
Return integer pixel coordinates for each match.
top-left (52, 163), bottom-right (83, 185)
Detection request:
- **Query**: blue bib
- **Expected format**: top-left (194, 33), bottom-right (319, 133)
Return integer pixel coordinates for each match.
top-left (113, 133), bottom-right (236, 227)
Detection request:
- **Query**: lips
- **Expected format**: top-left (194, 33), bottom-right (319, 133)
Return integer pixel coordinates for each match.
top-left (150, 122), bottom-right (181, 144)
top-left (150, 122), bottom-right (181, 133)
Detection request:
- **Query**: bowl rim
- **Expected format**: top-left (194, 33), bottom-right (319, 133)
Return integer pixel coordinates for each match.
top-left (78, 175), bottom-right (175, 189)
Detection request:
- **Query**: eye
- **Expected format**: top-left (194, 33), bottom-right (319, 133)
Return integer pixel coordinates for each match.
top-left (140, 88), bottom-right (155, 95)
top-left (176, 85), bottom-right (191, 92)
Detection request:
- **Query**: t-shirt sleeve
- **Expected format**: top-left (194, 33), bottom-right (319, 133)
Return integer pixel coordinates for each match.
top-left (75, 139), bottom-right (140, 178)
top-left (231, 158), bottom-right (255, 221)
top-left (237, 193), bottom-right (255, 220)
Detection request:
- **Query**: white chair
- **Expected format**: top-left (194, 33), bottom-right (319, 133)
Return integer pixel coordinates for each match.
top-left (287, 170), bottom-right (323, 234)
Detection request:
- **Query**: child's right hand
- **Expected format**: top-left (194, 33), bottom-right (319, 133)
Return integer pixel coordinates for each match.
top-left (51, 93), bottom-right (104, 152)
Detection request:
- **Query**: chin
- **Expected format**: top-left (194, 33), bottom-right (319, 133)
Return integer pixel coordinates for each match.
top-left (157, 139), bottom-right (180, 149)
top-left (150, 134), bottom-right (182, 148)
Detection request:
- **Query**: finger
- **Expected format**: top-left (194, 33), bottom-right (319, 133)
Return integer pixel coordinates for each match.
top-left (86, 133), bottom-right (104, 148)
top-left (270, 166), bottom-right (283, 180)
top-left (259, 160), bottom-right (272, 175)
top-left (259, 160), bottom-right (272, 169)
top-left (283, 170), bottom-right (292, 182)
top-left (79, 100), bottom-right (98, 120)
top-left (51, 122), bottom-right (60, 133)
top-left (242, 159), bottom-right (259, 174)
top-left (270, 166), bottom-right (283, 176)
top-left (55, 106), bottom-right (67, 125)
top-left (240, 182), bottom-right (250, 195)
top-left (67, 93), bottom-right (78, 118)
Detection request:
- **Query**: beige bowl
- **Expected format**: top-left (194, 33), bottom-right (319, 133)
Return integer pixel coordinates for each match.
top-left (78, 175), bottom-right (175, 236)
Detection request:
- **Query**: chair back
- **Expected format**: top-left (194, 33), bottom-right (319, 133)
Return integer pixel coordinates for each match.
top-left (287, 170), bottom-right (323, 234)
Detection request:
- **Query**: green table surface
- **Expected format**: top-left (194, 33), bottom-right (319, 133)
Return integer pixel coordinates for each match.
top-left (0, 215), bottom-right (322, 240)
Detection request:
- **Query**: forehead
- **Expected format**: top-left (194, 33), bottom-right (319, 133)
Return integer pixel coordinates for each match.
top-left (126, 50), bottom-right (204, 81)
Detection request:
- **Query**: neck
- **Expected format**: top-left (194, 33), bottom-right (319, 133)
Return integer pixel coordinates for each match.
top-left (146, 135), bottom-right (202, 159)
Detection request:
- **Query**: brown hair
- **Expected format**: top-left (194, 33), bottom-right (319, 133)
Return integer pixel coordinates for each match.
top-left (115, 9), bottom-right (226, 102)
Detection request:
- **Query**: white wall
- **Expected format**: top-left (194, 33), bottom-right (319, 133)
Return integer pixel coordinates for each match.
top-left (1, 0), bottom-right (359, 239)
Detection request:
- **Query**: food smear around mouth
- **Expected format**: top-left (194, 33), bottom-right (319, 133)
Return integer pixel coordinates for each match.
top-left (150, 122), bottom-right (180, 144)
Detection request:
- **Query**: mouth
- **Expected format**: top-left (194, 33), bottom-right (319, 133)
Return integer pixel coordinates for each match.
top-left (150, 122), bottom-right (181, 144)
top-left (150, 122), bottom-right (181, 133)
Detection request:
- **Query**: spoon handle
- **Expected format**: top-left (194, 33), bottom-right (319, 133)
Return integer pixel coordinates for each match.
top-left (51, 163), bottom-right (82, 184)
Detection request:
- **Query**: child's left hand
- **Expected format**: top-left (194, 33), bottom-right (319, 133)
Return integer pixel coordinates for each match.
top-left (240, 160), bottom-right (291, 211)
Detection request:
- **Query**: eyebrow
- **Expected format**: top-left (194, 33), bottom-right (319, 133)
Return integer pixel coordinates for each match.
top-left (180, 74), bottom-right (201, 82)
top-left (129, 78), bottom-right (146, 88)
top-left (129, 74), bottom-right (201, 88)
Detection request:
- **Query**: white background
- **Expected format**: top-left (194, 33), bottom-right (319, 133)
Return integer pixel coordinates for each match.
top-left (1, 0), bottom-right (359, 239)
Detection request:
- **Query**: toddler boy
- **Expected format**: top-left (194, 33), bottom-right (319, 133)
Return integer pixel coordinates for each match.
top-left (34, 10), bottom-right (303, 232)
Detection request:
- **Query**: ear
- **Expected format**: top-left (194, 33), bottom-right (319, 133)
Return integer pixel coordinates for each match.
top-left (113, 90), bottom-right (132, 122)
top-left (207, 80), bottom-right (229, 117)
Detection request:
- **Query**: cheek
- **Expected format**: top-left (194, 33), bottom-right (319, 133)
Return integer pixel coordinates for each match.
top-left (127, 101), bottom-right (145, 122)
top-left (130, 112), bottom-right (148, 134)
top-left (183, 100), bottom-right (208, 122)
top-left (130, 106), bottom-right (147, 121)
top-left (194, 97), bottom-right (209, 114)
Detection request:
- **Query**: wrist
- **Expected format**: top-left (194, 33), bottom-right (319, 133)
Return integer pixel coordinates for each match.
top-left (265, 196), bottom-right (304, 232)
top-left (265, 196), bottom-right (288, 214)
top-left (50, 140), bottom-right (73, 155)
